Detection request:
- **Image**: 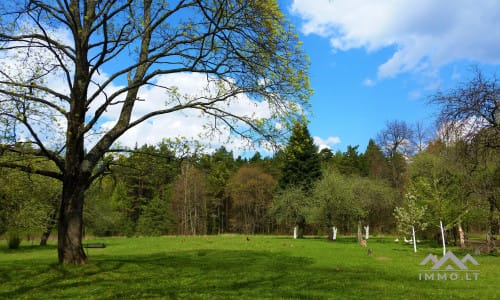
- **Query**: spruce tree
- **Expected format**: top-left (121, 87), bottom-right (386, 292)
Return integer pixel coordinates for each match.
top-left (277, 122), bottom-right (321, 238)
top-left (280, 122), bottom-right (322, 190)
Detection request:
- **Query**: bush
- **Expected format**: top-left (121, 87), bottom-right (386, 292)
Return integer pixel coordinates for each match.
top-left (7, 234), bottom-right (21, 249)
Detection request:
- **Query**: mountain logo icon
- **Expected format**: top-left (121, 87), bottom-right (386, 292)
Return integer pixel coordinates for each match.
top-left (420, 251), bottom-right (479, 270)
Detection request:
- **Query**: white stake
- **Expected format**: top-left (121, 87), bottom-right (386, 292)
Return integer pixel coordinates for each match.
top-left (332, 226), bottom-right (337, 240)
top-left (364, 225), bottom-right (369, 240)
top-left (440, 220), bottom-right (446, 256)
top-left (293, 226), bottom-right (298, 239)
top-left (412, 225), bottom-right (417, 253)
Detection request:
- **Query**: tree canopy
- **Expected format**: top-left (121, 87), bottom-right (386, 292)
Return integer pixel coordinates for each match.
top-left (0, 0), bottom-right (311, 264)
top-left (279, 122), bottom-right (321, 191)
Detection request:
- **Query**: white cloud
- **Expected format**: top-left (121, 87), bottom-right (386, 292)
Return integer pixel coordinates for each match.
top-left (314, 136), bottom-right (341, 151)
top-left (96, 73), bottom-right (274, 156)
top-left (291, 0), bottom-right (500, 78)
top-left (363, 78), bottom-right (376, 87)
top-left (1, 26), bottom-right (278, 157)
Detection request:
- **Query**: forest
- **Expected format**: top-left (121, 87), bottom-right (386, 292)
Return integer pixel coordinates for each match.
top-left (2, 68), bottom-right (499, 251)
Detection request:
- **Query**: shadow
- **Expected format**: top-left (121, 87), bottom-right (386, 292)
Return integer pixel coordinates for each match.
top-left (0, 244), bottom-right (57, 254)
top-left (0, 248), bottom-right (414, 299)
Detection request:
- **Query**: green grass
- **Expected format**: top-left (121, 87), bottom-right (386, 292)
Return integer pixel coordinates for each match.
top-left (0, 235), bottom-right (498, 299)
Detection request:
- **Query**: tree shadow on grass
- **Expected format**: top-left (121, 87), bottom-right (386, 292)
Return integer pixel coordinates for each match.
top-left (0, 244), bottom-right (57, 254)
top-left (0, 248), bottom-right (417, 299)
top-left (8, 244), bottom-right (491, 300)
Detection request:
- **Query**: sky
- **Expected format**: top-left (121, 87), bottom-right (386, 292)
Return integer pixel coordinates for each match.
top-left (4, 1), bottom-right (500, 158)
top-left (282, 0), bottom-right (500, 153)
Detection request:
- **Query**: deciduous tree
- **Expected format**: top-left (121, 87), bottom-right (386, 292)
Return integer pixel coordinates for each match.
top-left (0, 0), bottom-right (310, 264)
top-left (376, 120), bottom-right (414, 189)
top-left (226, 165), bottom-right (277, 233)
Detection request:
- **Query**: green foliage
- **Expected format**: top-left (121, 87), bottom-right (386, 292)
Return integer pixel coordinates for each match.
top-left (172, 162), bottom-right (209, 235)
top-left (279, 122), bottom-right (321, 191)
top-left (336, 145), bottom-right (367, 176)
top-left (85, 179), bottom-right (133, 237)
top-left (0, 0), bottom-right (312, 263)
top-left (271, 186), bottom-right (308, 231)
top-left (311, 170), bottom-right (360, 233)
top-left (6, 235), bottom-right (21, 249)
top-left (394, 191), bottom-right (428, 236)
top-left (136, 190), bottom-right (175, 236)
top-left (0, 163), bottom-right (59, 246)
top-left (364, 139), bottom-right (390, 180)
top-left (310, 167), bottom-right (398, 234)
top-left (351, 176), bottom-right (398, 232)
top-left (226, 165), bottom-right (277, 233)
top-left (199, 147), bottom-right (237, 234)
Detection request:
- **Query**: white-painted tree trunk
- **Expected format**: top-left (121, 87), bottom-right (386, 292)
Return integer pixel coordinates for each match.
top-left (293, 226), bottom-right (298, 239)
top-left (440, 220), bottom-right (446, 256)
top-left (364, 225), bottom-right (369, 240)
top-left (332, 227), bottom-right (337, 240)
top-left (458, 222), bottom-right (466, 249)
top-left (412, 225), bottom-right (417, 253)
top-left (357, 221), bottom-right (362, 243)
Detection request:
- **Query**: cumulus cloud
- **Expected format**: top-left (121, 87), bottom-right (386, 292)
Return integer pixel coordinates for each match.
top-left (1, 30), bottom-right (276, 157)
top-left (314, 136), bottom-right (341, 151)
top-left (290, 0), bottom-right (500, 78)
top-left (96, 72), bottom-right (274, 156)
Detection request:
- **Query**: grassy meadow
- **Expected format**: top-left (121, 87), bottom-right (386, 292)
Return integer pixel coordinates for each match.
top-left (0, 235), bottom-right (498, 299)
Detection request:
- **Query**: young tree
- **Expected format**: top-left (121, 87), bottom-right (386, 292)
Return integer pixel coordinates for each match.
top-left (311, 170), bottom-right (357, 239)
top-left (0, 0), bottom-right (311, 264)
top-left (272, 186), bottom-right (308, 236)
top-left (394, 191), bottom-right (428, 252)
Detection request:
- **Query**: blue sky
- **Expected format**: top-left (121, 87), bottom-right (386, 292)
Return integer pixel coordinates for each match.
top-left (281, 0), bottom-right (500, 153)
top-left (57, 0), bottom-right (498, 157)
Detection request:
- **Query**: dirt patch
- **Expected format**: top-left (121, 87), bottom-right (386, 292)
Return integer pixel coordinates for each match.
top-left (375, 256), bottom-right (391, 262)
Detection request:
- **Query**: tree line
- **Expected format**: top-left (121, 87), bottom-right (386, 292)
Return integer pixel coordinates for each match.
top-left (2, 68), bottom-right (498, 252)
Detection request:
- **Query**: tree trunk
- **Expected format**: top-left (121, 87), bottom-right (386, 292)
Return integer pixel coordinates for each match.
top-left (457, 222), bottom-right (466, 249)
top-left (57, 179), bottom-right (88, 264)
top-left (327, 224), bottom-right (333, 240)
top-left (296, 215), bottom-right (305, 238)
top-left (357, 221), bottom-right (362, 243)
top-left (486, 197), bottom-right (497, 253)
top-left (40, 206), bottom-right (59, 246)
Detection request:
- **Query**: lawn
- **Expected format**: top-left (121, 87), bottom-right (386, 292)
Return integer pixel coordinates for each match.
top-left (0, 235), bottom-right (498, 299)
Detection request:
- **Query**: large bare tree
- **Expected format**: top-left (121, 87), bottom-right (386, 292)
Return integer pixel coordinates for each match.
top-left (431, 68), bottom-right (499, 251)
top-left (432, 68), bottom-right (499, 149)
top-left (0, 0), bottom-right (311, 264)
top-left (376, 120), bottom-right (415, 188)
